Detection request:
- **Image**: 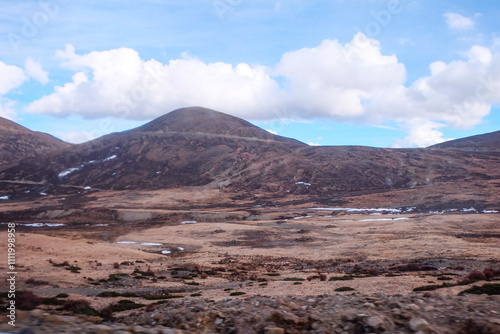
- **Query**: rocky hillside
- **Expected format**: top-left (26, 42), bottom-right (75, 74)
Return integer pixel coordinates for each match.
top-left (1, 108), bottom-right (499, 202)
top-left (0, 117), bottom-right (71, 170)
top-left (429, 130), bottom-right (500, 152)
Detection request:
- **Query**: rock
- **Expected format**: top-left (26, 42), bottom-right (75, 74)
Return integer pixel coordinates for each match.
top-left (265, 327), bottom-right (285, 334)
top-left (29, 309), bottom-right (44, 318)
top-left (409, 318), bottom-right (430, 332)
top-left (366, 316), bottom-right (385, 330)
top-left (93, 324), bottom-right (113, 334)
top-left (406, 304), bottom-right (420, 311)
top-left (215, 317), bottom-right (223, 325)
top-left (424, 305), bottom-right (435, 312)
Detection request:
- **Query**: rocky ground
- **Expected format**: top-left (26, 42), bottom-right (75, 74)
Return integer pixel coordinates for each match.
top-left (1, 189), bottom-right (499, 333)
top-left (2, 292), bottom-right (500, 333)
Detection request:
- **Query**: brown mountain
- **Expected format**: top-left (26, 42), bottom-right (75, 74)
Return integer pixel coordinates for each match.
top-left (1, 107), bottom-right (499, 209)
top-left (0, 116), bottom-right (71, 170)
top-left (429, 130), bottom-right (500, 152)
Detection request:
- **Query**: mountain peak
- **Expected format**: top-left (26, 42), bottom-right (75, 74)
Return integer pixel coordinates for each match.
top-left (132, 107), bottom-right (280, 141)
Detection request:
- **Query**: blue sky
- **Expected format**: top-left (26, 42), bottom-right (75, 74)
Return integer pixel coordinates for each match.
top-left (0, 0), bottom-right (499, 147)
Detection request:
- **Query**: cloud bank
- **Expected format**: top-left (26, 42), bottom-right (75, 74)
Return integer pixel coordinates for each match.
top-left (21, 34), bottom-right (500, 147)
top-left (0, 58), bottom-right (48, 119)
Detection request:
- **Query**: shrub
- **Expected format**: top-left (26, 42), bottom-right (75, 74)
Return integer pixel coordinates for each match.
top-left (190, 293), bottom-right (202, 297)
top-left (329, 276), bottom-right (354, 281)
top-left (319, 274), bottom-right (327, 281)
top-left (63, 299), bottom-right (100, 316)
top-left (16, 291), bottom-right (42, 310)
top-left (56, 293), bottom-right (69, 299)
top-left (283, 277), bottom-right (305, 282)
top-left (200, 273), bottom-right (208, 279)
top-left (229, 292), bottom-right (246, 296)
top-left (25, 278), bottom-right (49, 286)
top-left (365, 268), bottom-right (380, 276)
top-left (96, 291), bottom-right (121, 298)
top-left (468, 271), bottom-right (486, 281)
top-left (335, 287), bottom-right (355, 292)
top-left (459, 283), bottom-right (500, 296)
top-left (306, 276), bottom-right (314, 282)
top-left (113, 262), bottom-right (120, 269)
top-left (483, 268), bottom-right (496, 279)
top-left (143, 268), bottom-right (155, 277)
top-left (110, 300), bottom-right (145, 312)
top-left (100, 304), bottom-right (114, 320)
top-left (41, 297), bottom-right (65, 306)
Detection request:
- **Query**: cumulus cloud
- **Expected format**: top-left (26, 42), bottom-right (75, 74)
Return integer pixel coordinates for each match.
top-left (25, 58), bottom-right (49, 85)
top-left (53, 131), bottom-right (97, 144)
top-left (444, 12), bottom-right (475, 31)
top-left (27, 44), bottom-right (283, 120)
top-left (275, 33), bottom-right (407, 119)
top-left (0, 60), bottom-right (28, 119)
top-left (391, 120), bottom-right (447, 148)
top-left (25, 34), bottom-right (500, 147)
top-left (0, 59), bottom-right (50, 119)
top-left (0, 61), bottom-right (26, 96)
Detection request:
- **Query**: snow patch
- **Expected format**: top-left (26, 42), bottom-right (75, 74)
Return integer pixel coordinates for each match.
top-left (295, 182), bottom-right (311, 186)
top-left (58, 167), bottom-right (80, 178)
top-left (178, 247), bottom-right (184, 251)
top-left (84, 186), bottom-right (91, 190)
top-left (483, 210), bottom-right (499, 214)
top-left (104, 155), bottom-right (117, 162)
top-left (181, 221), bottom-right (197, 224)
top-left (39, 192), bottom-right (47, 196)
top-left (462, 207), bottom-right (476, 212)
top-left (309, 207), bottom-right (402, 213)
top-left (116, 241), bottom-right (137, 244)
top-left (140, 242), bottom-right (162, 246)
top-left (0, 196), bottom-right (9, 200)
top-left (23, 223), bottom-right (66, 227)
top-left (161, 250), bottom-right (171, 255)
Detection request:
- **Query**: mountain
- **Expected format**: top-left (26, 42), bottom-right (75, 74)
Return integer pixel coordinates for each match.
top-left (1, 107), bottom-right (499, 208)
top-left (132, 107), bottom-right (292, 142)
top-left (429, 130), bottom-right (500, 152)
top-left (0, 116), bottom-right (71, 170)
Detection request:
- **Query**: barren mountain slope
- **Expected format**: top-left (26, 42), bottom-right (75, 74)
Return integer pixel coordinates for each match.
top-left (0, 116), bottom-right (71, 170)
top-left (1, 108), bottom-right (499, 207)
top-left (429, 130), bottom-right (500, 152)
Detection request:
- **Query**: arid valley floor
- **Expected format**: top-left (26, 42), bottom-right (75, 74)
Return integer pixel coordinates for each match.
top-left (1, 188), bottom-right (499, 333)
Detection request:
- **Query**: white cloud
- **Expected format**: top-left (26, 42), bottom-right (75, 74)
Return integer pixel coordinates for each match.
top-left (25, 58), bottom-right (49, 85)
top-left (54, 131), bottom-right (97, 144)
top-left (27, 44), bottom-right (283, 120)
top-left (275, 33), bottom-right (406, 119)
top-left (0, 61), bottom-right (26, 96)
top-left (391, 120), bottom-right (447, 148)
top-left (443, 12), bottom-right (475, 31)
top-left (25, 35), bottom-right (500, 147)
top-left (308, 142), bottom-right (321, 146)
top-left (266, 129), bottom-right (278, 135)
top-left (0, 60), bottom-right (28, 119)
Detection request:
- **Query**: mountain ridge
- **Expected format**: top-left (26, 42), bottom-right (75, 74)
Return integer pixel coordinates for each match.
top-left (1, 108), bottom-right (499, 208)
top-left (0, 116), bottom-right (71, 170)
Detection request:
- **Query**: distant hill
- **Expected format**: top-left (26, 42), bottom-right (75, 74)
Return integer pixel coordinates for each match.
top-left (0, 116), bottom-right (71, 170)
top-left (429, 130), bottom-right (500, 152)
top-left (1, 108), bottom-right (499, 205)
